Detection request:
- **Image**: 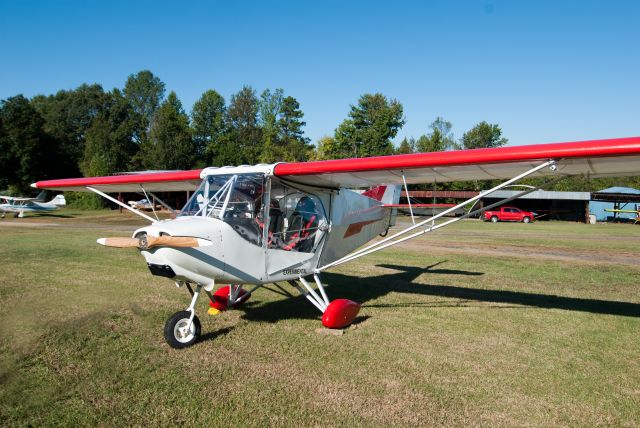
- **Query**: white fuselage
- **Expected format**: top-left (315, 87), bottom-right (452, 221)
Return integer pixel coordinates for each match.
top-left (133, 173), bottom-right (396, 287)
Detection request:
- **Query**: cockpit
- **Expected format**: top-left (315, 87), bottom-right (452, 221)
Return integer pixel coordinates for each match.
top-left (180, 173), bottom-right (325, 252)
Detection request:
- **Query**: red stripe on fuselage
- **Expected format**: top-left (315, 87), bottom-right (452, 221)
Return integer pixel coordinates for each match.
top-left (343, 220), bottom-right (379, 238)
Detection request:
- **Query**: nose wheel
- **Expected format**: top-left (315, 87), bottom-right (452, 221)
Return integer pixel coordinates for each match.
top-left (164, 283), bottom-right (205, 349)
top-left (164, 310), bottom-right (201, 348)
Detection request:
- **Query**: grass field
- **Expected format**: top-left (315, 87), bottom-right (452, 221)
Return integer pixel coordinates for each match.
top-left (1, 211), bottom-right (639, 426)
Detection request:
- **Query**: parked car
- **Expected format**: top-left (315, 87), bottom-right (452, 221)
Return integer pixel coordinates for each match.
top-left (483, 206), bottom-right (536, 223)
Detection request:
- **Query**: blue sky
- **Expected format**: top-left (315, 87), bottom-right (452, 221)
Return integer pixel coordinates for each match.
top-left (1, 0), bottom-right (639, 148)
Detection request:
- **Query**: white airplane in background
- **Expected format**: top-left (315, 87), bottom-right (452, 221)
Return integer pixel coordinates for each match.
top-left (0, 192), bottom-right (66, 218)
top-left (33, 136), bottom-right (640, 348)
top-left (128, 198), bottom-right (161, 211)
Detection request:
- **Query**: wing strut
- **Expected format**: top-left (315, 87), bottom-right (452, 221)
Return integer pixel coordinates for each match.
top-left (401, 172), bottom-right (415, 225)
top-left (316, 160), bottom-right (560, 272)
top-left (87, 186), bottom-right (157, 223)
top-left (139, 184), bottom-right (159, 221)
top-left (145, 190), bottom-right (178, 216)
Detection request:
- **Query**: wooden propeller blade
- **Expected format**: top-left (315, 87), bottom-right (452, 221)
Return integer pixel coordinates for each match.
top-left (97, 235), bottom-right (211, 249)
top-left (97, 237), bottom-right (140, 248)
top-left (143, 235), bottom-right (202, 249)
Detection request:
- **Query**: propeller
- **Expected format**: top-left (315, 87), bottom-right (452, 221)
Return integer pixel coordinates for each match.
top-left (97, 235), bottom-right (212, 249)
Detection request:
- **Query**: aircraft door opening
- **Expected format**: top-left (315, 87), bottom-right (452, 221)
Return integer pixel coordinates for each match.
top-left (265, 178), bottom-right (328, 278)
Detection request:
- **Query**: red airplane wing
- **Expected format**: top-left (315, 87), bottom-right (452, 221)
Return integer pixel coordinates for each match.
top-left (32, 137), bottom-right (640, 192)
top-left (32, 170), bottom-right (203, 192)
top-left (274, 136), bottom-right (640, 187)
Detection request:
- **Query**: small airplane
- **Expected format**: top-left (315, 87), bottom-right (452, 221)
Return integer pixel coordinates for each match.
top-left (128, 198), bottom-right (161, 211)
top-left (33, 136), bottom-right (640, 348)
top-left (0, 192), bottom-right (66, 218)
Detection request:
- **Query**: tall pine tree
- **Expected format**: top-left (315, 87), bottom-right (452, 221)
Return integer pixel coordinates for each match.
top-left (191, 89), bottom-right (226, 166)
top-left (278, 96), bottom-right (311, 161)
top-left (142, 92), bottom-right (194, 170)
top-left (223, 86), bottom-right (261, 165)
top-left (82, 89), bottom-right (138, 176)
top-left (334, 93), bottom-right (405, 158)
top-left (124, 70), bottom-right (166, 145)
top-left (258, 89), bottom-right (284, 163)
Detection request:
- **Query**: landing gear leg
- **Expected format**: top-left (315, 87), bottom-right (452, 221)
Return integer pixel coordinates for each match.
top-left (164, 284), bottom-right (202, 348)
top-left (206, 284), bottom-right (253, 314)
top-left (290, 273), bottom-right (361, 329)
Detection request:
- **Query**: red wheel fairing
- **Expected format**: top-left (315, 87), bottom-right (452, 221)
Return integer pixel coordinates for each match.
top-left (208, 285), bottom-right (250, 311)
top-left (322, 299), bottom-right (361, 329)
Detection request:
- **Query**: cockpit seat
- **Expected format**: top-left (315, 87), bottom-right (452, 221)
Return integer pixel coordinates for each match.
top-left (283, 197), bottom-right (319, 252)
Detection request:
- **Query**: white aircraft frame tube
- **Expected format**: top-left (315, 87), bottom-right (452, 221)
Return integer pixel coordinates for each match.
top-left (298, 276), bottom-right (328, 311)
top-left (139, 184), bottom-right (159, 221)
top-left (402, 173), bottom-right (415, 225)
top-left (87, 186), bottom-right (157, 223)
top-left (313, 273), bottom-right (330, 306)
top-left (183, 284), bottom-right (202, 335)
top-left (289, 281), bottom-right (326, 313)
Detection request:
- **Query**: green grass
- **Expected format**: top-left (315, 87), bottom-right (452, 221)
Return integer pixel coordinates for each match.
top-left (0, 212), bottom-right (639, 426)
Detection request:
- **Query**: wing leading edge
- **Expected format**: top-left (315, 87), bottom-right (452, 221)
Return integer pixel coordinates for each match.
top-left (273, 137), bottom-right (640, 187)
top-left (32, 170), bottom-right (203, 192)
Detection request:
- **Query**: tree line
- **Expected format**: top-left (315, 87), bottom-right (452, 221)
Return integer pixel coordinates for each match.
top-left (2, 69), bottom-right (634, 195)
top-left (0, 71), bottom-right (314, 193)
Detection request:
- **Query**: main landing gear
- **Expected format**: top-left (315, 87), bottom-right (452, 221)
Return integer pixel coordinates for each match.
top-left (164, 275), bottom-right (360, 349)
top-left (289, 273), bottom-right (361, 329)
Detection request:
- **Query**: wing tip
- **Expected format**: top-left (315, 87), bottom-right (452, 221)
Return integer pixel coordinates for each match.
top-left (96, 238), bottom-right (106, 246)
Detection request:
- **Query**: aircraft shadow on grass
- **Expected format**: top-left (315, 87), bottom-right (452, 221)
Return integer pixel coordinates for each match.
top-left (198, 326), bottom-right (234, 343)
top-left (239, 261), bottom-right (640, 324)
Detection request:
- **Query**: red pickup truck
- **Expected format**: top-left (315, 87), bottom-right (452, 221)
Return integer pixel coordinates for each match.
top-left (483, 206), bottom-right (535, 223)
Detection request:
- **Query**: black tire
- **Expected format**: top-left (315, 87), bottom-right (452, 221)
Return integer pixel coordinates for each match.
top-left (523, 216), bottom-right (531, 223)
top-left (164, 310), bottom-right (201, 349)
top-left (490, 216), bottom-right (499, 223)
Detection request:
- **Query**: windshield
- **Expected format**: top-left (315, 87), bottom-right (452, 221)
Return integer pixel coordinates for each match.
top-left (180, 174), bottom-right (266, 245)
top-left (181, 174), bottom-right (264, 218)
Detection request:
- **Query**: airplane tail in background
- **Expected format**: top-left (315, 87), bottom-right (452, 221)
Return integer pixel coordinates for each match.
top-left (49, 194), bottom-right (66, 207)
top-left (35, 190), bottom-right (47, 201)
top-left (362, 185), bottom-right (401, 204)
top-left (362, 185), bottom-right (402, 226)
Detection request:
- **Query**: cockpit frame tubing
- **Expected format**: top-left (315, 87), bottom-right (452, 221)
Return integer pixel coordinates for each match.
top-left (194, 174), bottom-right (238, 218)
top-left (218, 175), bottom-right (237, 219)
